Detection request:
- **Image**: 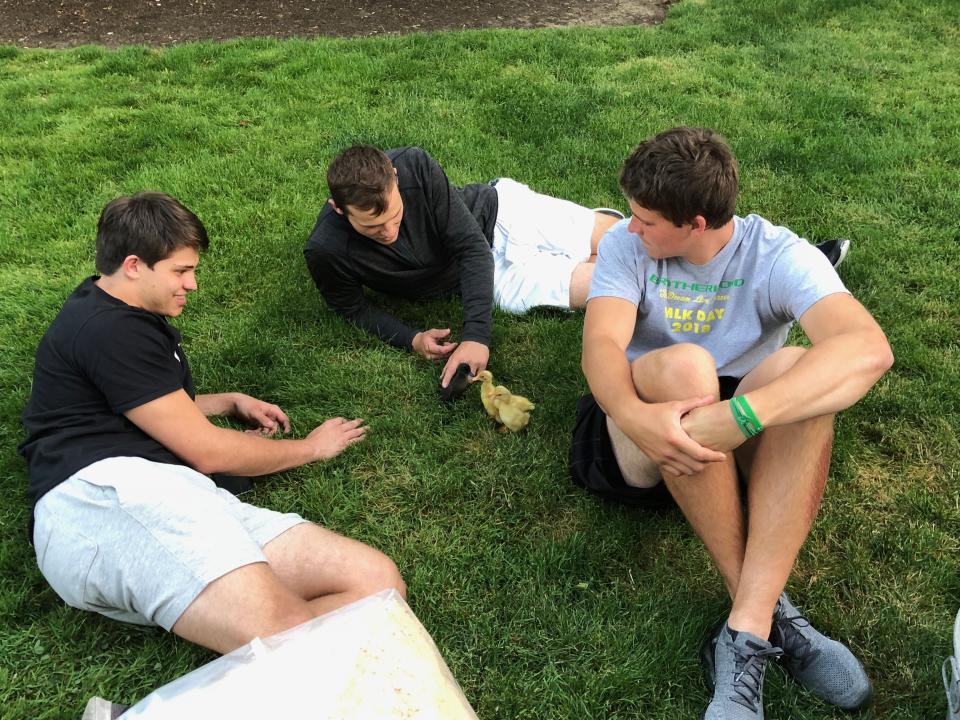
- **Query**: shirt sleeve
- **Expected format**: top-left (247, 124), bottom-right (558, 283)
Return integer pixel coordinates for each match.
top-left (419, 151), bottom-right (494, 346)
top-left (75, 312), bottom-right (187, 414)
top-left (304, 244), bottom-right (421, 350)
top-left (767, 240), bottom-right (850, 322)
top-left (587, 222), bottom-right (644, 306)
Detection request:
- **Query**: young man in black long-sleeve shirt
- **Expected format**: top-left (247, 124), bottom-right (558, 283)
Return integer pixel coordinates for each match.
top-left (304, 145), bottom-right (621, 387)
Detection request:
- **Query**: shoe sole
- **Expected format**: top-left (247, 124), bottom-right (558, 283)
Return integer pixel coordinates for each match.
top-left (592, 207), bottom-right (625, 219)
top-left (832, 238), bottom-right (850, 269)
top-left (700, 620), bottom-right (723, 694)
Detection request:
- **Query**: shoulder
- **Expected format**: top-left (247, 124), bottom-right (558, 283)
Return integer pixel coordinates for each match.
top-left (391, 147), bottom-right (448, 190)
top-left (597, 220), bottom-right (644, 266)
top-left (305, 203), bottom-right (350, 257)
top-left (389, 146), bottom-right (434, 170)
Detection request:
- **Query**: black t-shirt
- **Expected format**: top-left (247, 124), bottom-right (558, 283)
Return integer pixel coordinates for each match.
top-left (19, 277), bottom-right (195, 505)
top-left (303, 146), bottom-right (498, 350)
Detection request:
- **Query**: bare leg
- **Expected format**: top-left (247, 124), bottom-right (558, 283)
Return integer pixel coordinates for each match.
top-left (569, 212), bottom-right (623, 308)
top-left (727, 348), bottom-right (833, 638)
top-left (173, 523), bottom-right (404, 654)
top-left (589, 212), bottom-right (621, 256)
top-left (612, 344), bottom-right (747, 595)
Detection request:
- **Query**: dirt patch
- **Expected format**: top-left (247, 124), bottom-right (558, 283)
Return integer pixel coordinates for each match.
top-left (0, 0), bottom-right (673, 48)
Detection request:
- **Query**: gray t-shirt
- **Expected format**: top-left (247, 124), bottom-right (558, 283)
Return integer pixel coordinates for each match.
top-left (588, 213), bottom-right (849, 378)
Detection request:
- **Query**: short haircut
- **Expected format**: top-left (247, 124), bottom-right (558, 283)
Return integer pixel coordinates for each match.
top-left (95, 192), bottom-right (209, 275)
top-left (620, 127), bottom-right (739, 228)
top-left (327, 145), bottom-right (396, 216)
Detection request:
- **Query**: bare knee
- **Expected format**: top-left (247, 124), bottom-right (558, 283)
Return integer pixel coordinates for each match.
top-left (631, 343), bottom-right (719, 401)
top-left (356, 551), bottom-right (407, 600)
top-left (738, 346), bottom-right (807, 394)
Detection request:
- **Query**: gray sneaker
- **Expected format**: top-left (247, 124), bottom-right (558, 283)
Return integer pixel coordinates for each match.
top-left (704, 623), bottom-right (782, 720)
top-left (771, 593), bottom-right (873, 710)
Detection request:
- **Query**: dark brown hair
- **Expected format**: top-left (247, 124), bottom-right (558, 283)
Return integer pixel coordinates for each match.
top-left (620, 127), bottom-right (739, 228)
top-left (95, 192), bottom-right (208, 274)
top-left (326, 145), bottom-right (396, 216)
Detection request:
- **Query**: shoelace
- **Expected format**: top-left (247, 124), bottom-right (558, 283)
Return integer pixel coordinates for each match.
top-left (729, 641), bottom-right (783, 712)
top-left (777, 611), bottom-right (822, 671)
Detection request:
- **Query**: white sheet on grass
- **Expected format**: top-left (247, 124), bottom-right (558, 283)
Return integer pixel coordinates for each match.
top-left (123, 590), bottom-right (478, 719)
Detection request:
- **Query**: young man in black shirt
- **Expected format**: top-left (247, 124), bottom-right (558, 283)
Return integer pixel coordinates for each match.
top-left (21, 192), bottom-right (404, 655)
top-left (304, 145), bottom-right (623, 389)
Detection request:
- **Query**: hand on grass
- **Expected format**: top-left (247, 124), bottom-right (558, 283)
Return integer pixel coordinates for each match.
top-left (232, 394), bottom-right (291, 436)
top-left (306, 417), bottom-right (368, 460)
top-left (412, 328), bottom-right (458, 361)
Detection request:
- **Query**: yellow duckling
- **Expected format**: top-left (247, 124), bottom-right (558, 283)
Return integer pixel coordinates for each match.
top-left (471, 370), bottom-right (535, 432)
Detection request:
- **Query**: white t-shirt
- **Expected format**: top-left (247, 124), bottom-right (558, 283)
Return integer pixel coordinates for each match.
top-left (588, 214), bottom-right (849, 378)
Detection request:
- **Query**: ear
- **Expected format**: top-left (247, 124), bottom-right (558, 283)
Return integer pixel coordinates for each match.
top-left (120, 254), bottom-right (143, 279)
top-left (328, 198), bottom-right (344, 216)
top-left (691, 215), bottom-right (709, 233)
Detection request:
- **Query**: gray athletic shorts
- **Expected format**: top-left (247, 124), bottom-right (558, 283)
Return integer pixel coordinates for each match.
top-left (32, 457), bottom-right (305, 631)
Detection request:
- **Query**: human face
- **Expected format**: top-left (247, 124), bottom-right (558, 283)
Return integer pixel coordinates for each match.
top-left (136, 246), bottom-right (200, 317)
top-left (626, 200), bottom-right (697, 261)
top-left (342, 182), bottom-right (404, 245)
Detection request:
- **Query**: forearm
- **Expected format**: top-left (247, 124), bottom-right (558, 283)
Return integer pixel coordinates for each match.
top-left (194, 393), bottom-right (240, 417)
top-left (191, 426), bottom-right (319, 476)
top-left (747, 330), bottom-right (893, 428)
top-left (345, 304), bottom-right (419, 350)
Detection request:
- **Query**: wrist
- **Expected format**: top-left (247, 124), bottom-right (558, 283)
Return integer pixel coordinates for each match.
top-left (607, 395), bottom-right (647, 426)
top-left (729, 394), bottom-right (764, 438)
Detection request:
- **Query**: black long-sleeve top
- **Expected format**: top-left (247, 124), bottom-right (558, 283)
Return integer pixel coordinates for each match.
top-left (304, 147), bottom-right (498, 349)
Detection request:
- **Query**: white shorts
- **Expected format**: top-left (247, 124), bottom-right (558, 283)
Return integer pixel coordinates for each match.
top-left (491, 178), bottom-right (597, 313)
top-left (33, 457), bottom-right (305, 631)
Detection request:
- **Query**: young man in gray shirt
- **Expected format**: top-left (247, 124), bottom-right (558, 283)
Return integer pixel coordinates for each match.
top-left (575, 127), bottom-right (891, 719)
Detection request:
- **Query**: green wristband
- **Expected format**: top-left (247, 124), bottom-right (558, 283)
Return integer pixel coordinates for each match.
top-left (730, 395), bottom-right (763, 438)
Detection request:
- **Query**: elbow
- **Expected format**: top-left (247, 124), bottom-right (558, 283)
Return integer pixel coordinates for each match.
top-left (190, 455), bottom-right (220, 476)
top-left (865, 334), bottom-right (894, 382)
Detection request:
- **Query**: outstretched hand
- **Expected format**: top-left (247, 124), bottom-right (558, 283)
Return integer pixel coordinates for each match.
top-left (619, 396), bottom-right (727, 477)
top-left (305, 417), bottom-right (369, 460)
top-left (412, 328), bottom-right (458, 361)
top-left (232, 394), bottom-right (291, 436)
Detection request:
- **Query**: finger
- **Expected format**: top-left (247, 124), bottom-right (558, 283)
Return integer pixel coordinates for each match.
top-left (342, 418), bottom-right (365, 429)
top-left (267, 407), bottom-right (291, 433)
top-left (441, 356), bottom-right (462, 387)
top-left (674, 395), bottom-right (720, 415)
top-left (428, 328), bottom-right (451, 339)
top-left (436, 342), bottom-right (457, 357)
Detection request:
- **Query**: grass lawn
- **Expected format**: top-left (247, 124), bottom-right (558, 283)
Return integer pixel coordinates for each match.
top-left (1, 0), bottom-right (958, 717)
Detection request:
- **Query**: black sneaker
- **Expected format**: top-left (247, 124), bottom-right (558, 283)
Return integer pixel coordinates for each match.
top-left (704, 623), bottom-right (782, 719)
top-left (816, 239), bottom-right (850, 270)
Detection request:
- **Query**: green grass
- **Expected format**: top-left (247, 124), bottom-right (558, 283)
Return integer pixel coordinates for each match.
top-left (2, 0), bottom-right (959, 717)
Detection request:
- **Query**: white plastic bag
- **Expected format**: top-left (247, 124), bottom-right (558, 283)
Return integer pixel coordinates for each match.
top-left (123, 590), bottom-right (478, 719)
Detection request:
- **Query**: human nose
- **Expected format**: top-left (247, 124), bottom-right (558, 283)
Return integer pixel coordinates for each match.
top-left (183, 271), bottom-right (198, 291)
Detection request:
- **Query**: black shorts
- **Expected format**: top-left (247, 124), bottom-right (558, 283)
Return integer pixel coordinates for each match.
top-left (569, 376), bottom-right (741, 507)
